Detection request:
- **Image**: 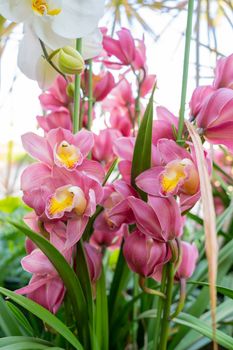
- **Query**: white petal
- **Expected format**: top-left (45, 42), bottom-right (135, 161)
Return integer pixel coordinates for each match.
top-left (51, 0), bottom-right (105, 39)
top-left (32, 16), bottom-right (72, 50)
top-left (17, 26), bottom-right (58, 89)
top-left (82, 28), bottom-right (103, 60)
top-left (0, 0), bottom-right (31, 22)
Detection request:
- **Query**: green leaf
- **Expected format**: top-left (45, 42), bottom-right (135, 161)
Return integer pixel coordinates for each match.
top-left (0, 337), bottom-right (51, 347)
top-left (6, 302), bottom-right (34, 336)
top-left (131, 88), bottom-right (155, 199)
top-left (9, 220), bottom-right (89, 347)
top-left (189, 281), bottom-right (233, 299)
top-left (175, 300), bottom-right (233, 350)
top-left (0, 288), bottom-right (83, 350)
top-left (0, 295), bottom-right (23, 336)
top-left (174, 312), bottom-right (233, 350)
top-left (95, 267), bottom-right (109, 350)
top-left (0, 343), bottom-right (61, 350)
top-left (109, 246), bottom-right (131, 325)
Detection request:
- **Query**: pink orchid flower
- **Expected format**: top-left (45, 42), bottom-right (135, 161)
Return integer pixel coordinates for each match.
top-left (22, 127), bottom-right (104, 182)
top-left (175, 241), bottom-right (199, 280)
top-left (39, 75), bottom-right (71, 112)
top-left (21, 165), bottom-right (103, 249)
top-left (92, 128), bottom-right (122, 168)
top-left (213, 53), bottom-right (233, 89)
top-left (196, 88), bottom-right (233, 151)
top-left (152, 106), bottom-right (179, 144)
top-left (123, 229), bottom-right (170, 281)
top-left (127, 195), bottom-right (183, 242)
top-left (189, 85), bottom-right (215, 119)
top-left (136, 138), bottom-right (204, 212)
top-left (37, 109), bottom-right (72, 133)
top-left (17, 222), bottom-right (72, 314)
top-left (83, 70), bottom-right (115, 102)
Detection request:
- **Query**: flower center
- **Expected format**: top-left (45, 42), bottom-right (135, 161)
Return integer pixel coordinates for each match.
top-left (160, 158), bottom-right (199, 195)
top-left (47, 186), bottom-right (87, 219)
top-left (32, 0), bottom-right (61, 16)
top-left (55, 141), bottom-right (82, 170)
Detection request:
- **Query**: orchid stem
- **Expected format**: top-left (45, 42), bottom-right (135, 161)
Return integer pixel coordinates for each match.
top-left (159, 262), bottom-right (175, 350)
top-left (87, 59), bottom-right (93, 131)
top-left (153, 264), bottom-right (167, 350)
top-left (170, 278), bottom-right (186, 319)
top-left (177, 0), bottom-right (194, 144)
top-left (73, 38), bottom-right (82, 133)
top-left (139, 276), bottom-right (166, 299)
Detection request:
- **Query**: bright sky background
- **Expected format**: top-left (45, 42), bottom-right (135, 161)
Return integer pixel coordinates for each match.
top-left (0, 4), bottom-right (232, 196)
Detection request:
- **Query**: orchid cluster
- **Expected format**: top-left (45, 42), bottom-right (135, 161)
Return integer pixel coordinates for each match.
top-left (1, 2), bottom-right (233, 350)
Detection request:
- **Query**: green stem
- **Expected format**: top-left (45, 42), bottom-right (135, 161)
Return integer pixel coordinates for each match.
top-left (159, 262), bottom-right (175, 350)
top-left (139, 276), bottom-right (166, 299)
top-left (170, 278), bottom-right (186, 319)
top-left (177, 0), bottom-right (194, 143)
top-left (132, 274), bottom-right (139, 348)
top-left (87, 59), bottom-right (93, 131)
top-left (153, 264), bottom-right (168, 350)
top-left (73, 38), bottom-right (82, 133)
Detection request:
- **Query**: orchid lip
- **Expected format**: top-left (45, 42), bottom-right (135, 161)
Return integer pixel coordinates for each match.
top-left (32, 0), bottom-right (61, 17)
top-left (54, 140), bottom-right (82, 170)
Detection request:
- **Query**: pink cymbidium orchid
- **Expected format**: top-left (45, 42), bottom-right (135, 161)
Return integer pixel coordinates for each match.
top-left (175, 241), bottom-right (199, 281)
top-left (17, 222), bottom-right (72, 314)
top-left (37, 109), bottom-right (72, 133)
top-left (21, 165), bottom-right (103, 249)
top-left (213, 53), bottom-right (233, 90)
top-left (22, 127), bottom-right (104, 182)
top-left (127, 195), bottom-right (183, 242)
top-left (152, 106), bottom-right (178, 144)
top-left (39, 76), bottom-right (71, 112)
top-left (94, 180), bottom-right (137, 233)
top-left (123, 229), bottom-right (170, 281)
top-left (136, 139), bottom-right (203, 212)
top-left (83, 70), bottom-right (115, 102)
top-left (196, 88), bottom-right (233, 151)
top-left (189, 85), bottom-right (215, 119)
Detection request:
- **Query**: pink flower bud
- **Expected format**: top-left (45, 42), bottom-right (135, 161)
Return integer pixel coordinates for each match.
top-left (123, 230), bottom-right (169, 278)
top-left (175, 241), bottom-right (198, 280)
top-left (84, 243), bottom-right (102, 283)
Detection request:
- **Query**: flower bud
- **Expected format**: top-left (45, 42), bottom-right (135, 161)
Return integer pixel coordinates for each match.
top-left (123, 229), bottom-right (169, 278)
top-left (175, 241), bottom-right (198, 280)
top-left (58, 46), bottom-right (84, 75)
top-left (66, 82), bottom-right (75, 98)
top-left (84, 243), bottom-right (102, 283)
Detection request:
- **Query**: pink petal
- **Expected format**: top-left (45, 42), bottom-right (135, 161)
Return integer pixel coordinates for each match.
top-left (136, 166), bottom-right (164, 195)
top-left (73, 129), bottom-right (94, 157)
top-left (22, 132), bottom-right (53, 165)
top-left (65, 217), bottom-right (89, 250)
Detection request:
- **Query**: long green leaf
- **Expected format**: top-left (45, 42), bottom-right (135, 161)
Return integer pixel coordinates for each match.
top-left (6, 302), bottom-right (34, 336)
top-left (9, 221), bottom-right (89, 347)
top-left (131, 87), bottom-right (155, 199)
top-left (0, 337), bottom-right (51, 348)
top-left (0, 295), bottom-right (23, 336)
top-left (0, 344), bottom-right (63, 350)
top-left (96, 267), bottom-right (108, 350)
top-left (174, 313), bottom-right (233, 350)
top-left (0, 288), bottom-right (83, 350)
top-left (189, 281), bottom-right (233, 299)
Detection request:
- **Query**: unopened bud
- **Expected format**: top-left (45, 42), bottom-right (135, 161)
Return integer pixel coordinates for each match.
top-left (66, 82), bottom-right (75, 98)
top-left (58, 46), bottom-right (84, 75)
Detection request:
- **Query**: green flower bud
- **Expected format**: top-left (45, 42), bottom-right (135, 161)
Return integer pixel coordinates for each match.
top-left (66, 82), bottom-right (75, 98)
top-left (58, 46), bottom-right (84, 75)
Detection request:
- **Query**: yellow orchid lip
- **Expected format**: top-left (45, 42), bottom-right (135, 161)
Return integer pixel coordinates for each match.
top-left (32, 0), bottom-right (61, 16)
top-left (54, 141), bottom-right (82, 170)
top-left (47, 186), bottom-right (87, 218)
top-left (160, 158), bottom-right (199, 196)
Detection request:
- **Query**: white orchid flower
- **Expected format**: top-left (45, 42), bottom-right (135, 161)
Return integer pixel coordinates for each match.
top-left (0, 0), bottom-right (105, 49)
top-left (17, 26), bottom-right (103, 89)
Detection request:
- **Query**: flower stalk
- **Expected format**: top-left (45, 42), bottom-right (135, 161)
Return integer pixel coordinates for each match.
top-left (73, 38), bottom-right (82, 133)
top-left (177, 0), bottom-right (194, 143)
top-left (87, 59), bottom-right (93, 131)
